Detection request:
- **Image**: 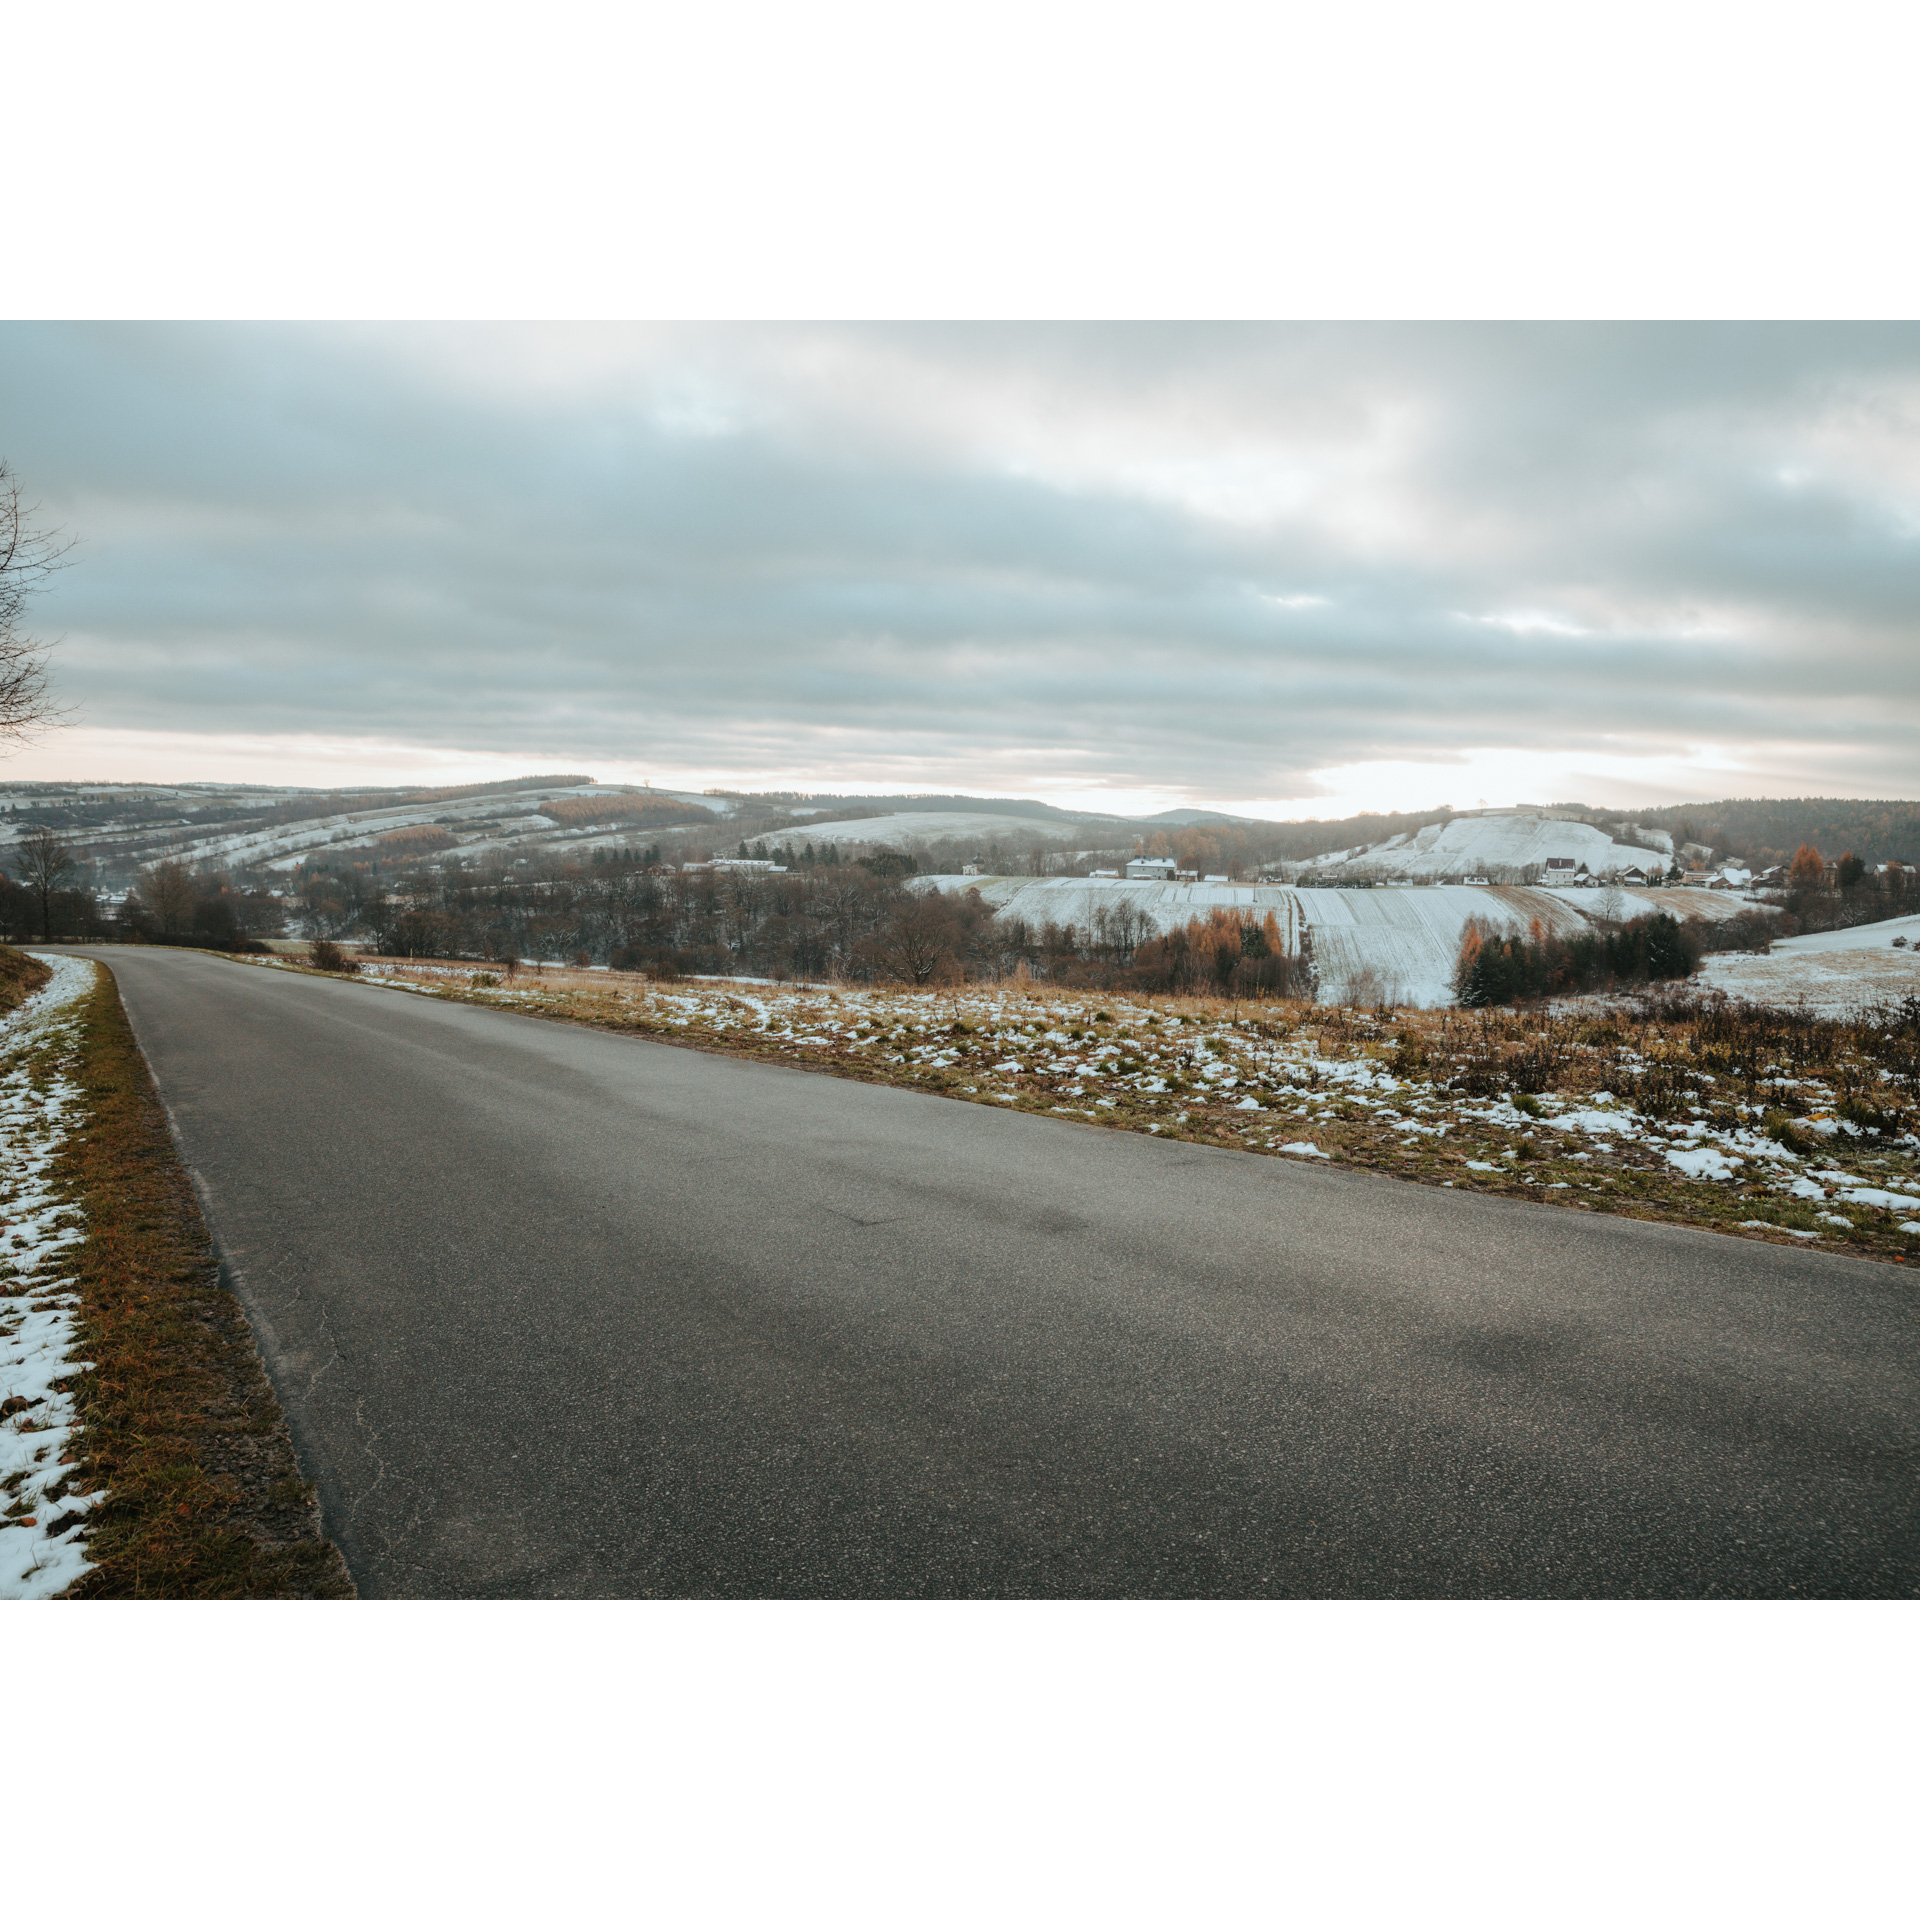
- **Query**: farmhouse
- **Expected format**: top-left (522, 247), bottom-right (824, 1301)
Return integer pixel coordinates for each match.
top-left (1126, 857), bottom-right (1178, 880)
top-left (1543, 857), bottom-right (1578, 885)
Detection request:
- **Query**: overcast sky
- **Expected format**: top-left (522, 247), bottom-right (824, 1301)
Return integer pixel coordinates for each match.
top-left (3, 322), bottom-right (1915, 815)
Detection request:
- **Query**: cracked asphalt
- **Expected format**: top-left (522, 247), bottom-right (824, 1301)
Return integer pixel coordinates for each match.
top-left (91, 947), bottom-right (1920, 1597)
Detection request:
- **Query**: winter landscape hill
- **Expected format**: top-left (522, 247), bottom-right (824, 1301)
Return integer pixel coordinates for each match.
top-left (1298, 811), bottom-right (1674, 883)
top-left (0, 777), bottom-right (1265, 888)
top-left (917, 872), bottom-right (1767, 1006)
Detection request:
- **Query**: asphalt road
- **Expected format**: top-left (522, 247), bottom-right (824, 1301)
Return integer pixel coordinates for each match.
top-left (85, 946), bottom-right (1919, 1598)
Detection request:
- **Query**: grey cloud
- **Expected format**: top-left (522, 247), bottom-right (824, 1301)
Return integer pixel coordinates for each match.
top-left (2, 321), bottom-right (1916, 800)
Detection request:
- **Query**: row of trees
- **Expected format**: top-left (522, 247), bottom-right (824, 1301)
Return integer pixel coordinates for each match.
top-left (1773, 844), bottom-right (1914, 934)
top-left (1453, 913), bottom-right (1708, 1007)
top-left (261, 859), bottom-right (1317, 996)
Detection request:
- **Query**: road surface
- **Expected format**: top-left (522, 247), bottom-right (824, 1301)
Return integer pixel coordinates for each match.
top-left (84, 947), bottom-right (1919, 1597)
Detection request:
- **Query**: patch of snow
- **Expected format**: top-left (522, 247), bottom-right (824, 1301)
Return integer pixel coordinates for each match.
top-left (1547, 1106), bottom-right (1639, 1137)
top-left (1666, 1146), bottom-right (1741, 1180)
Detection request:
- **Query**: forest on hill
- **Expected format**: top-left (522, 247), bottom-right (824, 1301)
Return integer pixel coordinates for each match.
top-left (1609, 798), bottom-right (1920, 868)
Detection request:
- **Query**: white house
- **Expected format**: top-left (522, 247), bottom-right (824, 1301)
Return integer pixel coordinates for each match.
top-left (1126, 857), bottom-right (1179, 880)
top-left (1543, 857), bottom-right (1578, 885)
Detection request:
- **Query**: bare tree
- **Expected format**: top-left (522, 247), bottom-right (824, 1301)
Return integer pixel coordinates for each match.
top-left (14, 826), bottom-right (74, 940)
top-left (139, 858), bottom-right (197, 935)
top-left (861, 889), bottom-right (973, 985)
top-left (0, 460), bottom-right (75, 750)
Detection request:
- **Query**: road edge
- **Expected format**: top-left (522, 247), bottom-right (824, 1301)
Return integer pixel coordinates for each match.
top-left (56, 955), bottom-right (355, 1598)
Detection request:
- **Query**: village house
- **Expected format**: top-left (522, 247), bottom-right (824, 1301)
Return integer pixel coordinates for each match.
top-left (1126, 857), bottom-right (1178, 880)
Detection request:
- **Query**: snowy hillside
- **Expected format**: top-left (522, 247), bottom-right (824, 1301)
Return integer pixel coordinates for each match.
top-left (919, 873), bottom-right (1768, 1007)
top-left (1299, 811), bottom-right (1671, 882)
top-left (0, 780), bottom-right (739, 882)
top-left (758, 809), bottom-right (1091, 850)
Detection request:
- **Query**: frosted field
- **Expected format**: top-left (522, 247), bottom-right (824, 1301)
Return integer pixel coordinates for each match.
top-left (0, 782), bottom-right (738, 876)
top-left (1768, 912), bottom-right (1920, 955)
top-left (1700, 942), bottom-right (1920, 1018)
top-left (763, 809), bottom-right (1093, 850)
top-left (922, 876), bottom-right (1769, 1006)
top-left (1302, 811), bottom-right (1669, 879)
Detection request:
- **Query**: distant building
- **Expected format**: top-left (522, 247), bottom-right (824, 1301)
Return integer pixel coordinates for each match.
top-left (1463, 875), bottom-right (1491, 886)
top-left (1126, 857), bottom-right (1178, 880)
top-left (710, 859), bottom-right (787, 873)
top-left (1088, 868), bottom-right (1119, 878)
top-left (961, 862), bottom-right (981, 875)
top-left (1203, 873), bottom-right (1229, 883)
top-left (1543, 857), bottom-right (1577, 885)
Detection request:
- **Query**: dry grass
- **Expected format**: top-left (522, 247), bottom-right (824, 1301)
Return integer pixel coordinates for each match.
top-left (55, 964), bottom-right (353, 1598)
top-left (0, 944), bottom-right (52, 1016)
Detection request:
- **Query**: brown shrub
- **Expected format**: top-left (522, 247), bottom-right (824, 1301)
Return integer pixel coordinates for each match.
top-left (538, 794), bottom-right (712, 829)
top-left (376, 825), bottom-right (456, 854)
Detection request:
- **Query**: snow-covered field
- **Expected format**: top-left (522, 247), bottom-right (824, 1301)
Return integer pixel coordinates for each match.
top-left (921, 875), bottom-right (1771, 1006)
top-left (1700, 942), bottom-right (1920, 1017)
top-left (0, 955), bottom-right (106, 1599)
top-left (1299, 810), bottom-right (1672, 880)
top-left (1768, 912), bottom-right (1920, 955)
top-left (762, 809), bottom-right (1096, 851)
top-left (0, 780), bottom-right (740, 877)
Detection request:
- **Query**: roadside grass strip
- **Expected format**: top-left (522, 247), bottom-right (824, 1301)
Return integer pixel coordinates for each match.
top-left (1, 952), bottom-right (104, 1596)
top-left (235, 953), bottom-right (1920, 1266)
top-left (14, 952), bottom-right (353, 1598)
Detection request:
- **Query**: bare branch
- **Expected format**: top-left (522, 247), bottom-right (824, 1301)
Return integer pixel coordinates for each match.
top-left (0, 459), bottom-right (78, 750)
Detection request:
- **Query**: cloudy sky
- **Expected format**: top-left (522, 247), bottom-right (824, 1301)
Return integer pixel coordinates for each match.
top-left (3, 322), bottom-right (1915, 816)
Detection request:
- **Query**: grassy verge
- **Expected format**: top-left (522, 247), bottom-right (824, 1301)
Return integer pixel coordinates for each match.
top-left (0, 944), bottom-right (52, 1015)
top-left (232, 953), bottom-right (1920, 1268)
top-left (57, 961), bottom-right (353, 1598)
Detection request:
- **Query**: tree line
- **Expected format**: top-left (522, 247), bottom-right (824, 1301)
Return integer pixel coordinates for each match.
top-left (1450, 910), bottom-right (1777, 1007)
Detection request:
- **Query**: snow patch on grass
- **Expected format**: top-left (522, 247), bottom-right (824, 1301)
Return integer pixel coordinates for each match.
top-left (1, 955), bottom-right (106, 1600)
top-left (1666, 1146), bottom-right (1742, 1181)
